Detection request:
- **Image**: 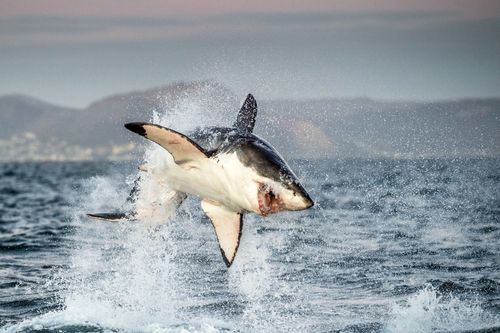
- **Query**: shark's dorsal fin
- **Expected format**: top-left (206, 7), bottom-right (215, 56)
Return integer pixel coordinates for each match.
top-left (233, 94), bottom-right (257, 134)
top-left (125, 123), bottom-right (208, 167)
top-left (201, 200), bottom-right (243, 267)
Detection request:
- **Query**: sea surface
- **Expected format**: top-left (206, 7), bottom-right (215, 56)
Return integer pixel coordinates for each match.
top-left (0, 158), bottom-right (499, 333)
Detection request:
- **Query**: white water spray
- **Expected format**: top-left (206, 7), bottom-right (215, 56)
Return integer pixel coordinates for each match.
top-left (385, 284), bottom-right (500, 333)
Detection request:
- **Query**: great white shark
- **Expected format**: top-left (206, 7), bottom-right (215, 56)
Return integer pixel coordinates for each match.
top-left (88, 94), bottom-right (314, 267)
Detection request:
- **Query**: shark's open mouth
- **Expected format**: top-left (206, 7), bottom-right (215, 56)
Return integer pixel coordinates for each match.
top-left (257, 183), bottom-right (285, 216)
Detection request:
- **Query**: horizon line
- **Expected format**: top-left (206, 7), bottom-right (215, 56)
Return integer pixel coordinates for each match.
top-left (2, 80), bottom-right (500, 109)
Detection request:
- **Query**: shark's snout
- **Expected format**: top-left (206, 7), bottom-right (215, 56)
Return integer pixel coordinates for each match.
top-left (290, 187), bottom-right (314, 211)
top-left (300, 189), bottom-right (314, 210)
top-left (284, 178), bottom-right (314, 211)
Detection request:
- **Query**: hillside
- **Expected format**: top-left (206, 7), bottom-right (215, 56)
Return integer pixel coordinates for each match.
top-left (0, 82), bottom-right (499, 161)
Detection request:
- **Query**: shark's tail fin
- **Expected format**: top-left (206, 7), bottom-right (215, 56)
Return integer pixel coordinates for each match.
top-left (86, 173), bottom-right (186, 224)
top-left (86, 176), bottom-right (141, 222)
top-left (86, 212), bottom-right (131, 221)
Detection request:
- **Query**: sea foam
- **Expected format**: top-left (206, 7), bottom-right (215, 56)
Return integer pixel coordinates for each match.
top-left (385, 284), bottom-right (500, 333)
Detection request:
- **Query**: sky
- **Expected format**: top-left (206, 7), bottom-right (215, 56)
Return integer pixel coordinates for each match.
top-left (1, 0), bottom-right (499, 107)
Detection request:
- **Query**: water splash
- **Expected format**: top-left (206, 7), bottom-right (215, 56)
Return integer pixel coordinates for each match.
top-left (131, 82), bottom-right (238, 224)
top-left (62, 85), bottom-right (238, 331)
top-left (385, 284), bottom-right (500, 333)
top-left (227, 214), bottom-right (310, 333)
top-left (0, 85), bottom-right (240, 333)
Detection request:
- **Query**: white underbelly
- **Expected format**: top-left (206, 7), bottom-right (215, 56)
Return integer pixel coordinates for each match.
top-left (162, 153), bottom-right (258, 213)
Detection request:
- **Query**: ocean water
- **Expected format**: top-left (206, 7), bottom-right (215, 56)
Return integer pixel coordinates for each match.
top-left (0, 157), bottom-right (499, 333)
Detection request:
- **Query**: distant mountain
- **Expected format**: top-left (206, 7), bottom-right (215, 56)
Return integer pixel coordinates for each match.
top-left (0, 94), bottom-right (76, 140)
top-left (0, 82), bottom-right (499, 161)
top-left (258, 98), bottom-right (500, 158)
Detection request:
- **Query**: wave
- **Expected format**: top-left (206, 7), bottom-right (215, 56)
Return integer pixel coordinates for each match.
top-left (384, 284), bottom-right (500, 333)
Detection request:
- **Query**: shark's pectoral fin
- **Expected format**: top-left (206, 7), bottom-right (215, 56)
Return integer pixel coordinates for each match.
top-left (125, 122), bottom-right (208, 168)
top-left (201, 200), bottom-right (243, 267)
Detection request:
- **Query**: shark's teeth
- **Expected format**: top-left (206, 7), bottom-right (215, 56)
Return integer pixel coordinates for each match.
top-left (257, 182), bottom-right (285, 216)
